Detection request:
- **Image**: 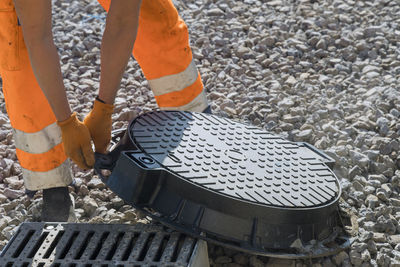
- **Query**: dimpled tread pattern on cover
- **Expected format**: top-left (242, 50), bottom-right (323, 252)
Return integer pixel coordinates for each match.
top-left (131, 111), bottom-right (339, 208)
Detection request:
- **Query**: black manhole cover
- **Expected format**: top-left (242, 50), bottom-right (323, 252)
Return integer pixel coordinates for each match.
top-left (95, 111), bottom-right (352, 258)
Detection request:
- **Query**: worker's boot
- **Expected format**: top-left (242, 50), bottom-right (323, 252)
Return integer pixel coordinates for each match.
top-left (41, 187), bottom-right (76, 222)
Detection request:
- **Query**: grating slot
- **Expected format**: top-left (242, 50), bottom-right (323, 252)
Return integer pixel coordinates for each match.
top-left (105, 232), bottom-right (125, 260)
top-left (159, 233), bottom-right (180, 262)
top-left (54, 229), bottom-right (79, 260)
top-left (12, 230), bottom-right (35, 258)
top-left (128, 232), bottom-right (150, 261)
top-left (144, 232), bottom-right (166, 262)
top-left (96, 231), bottom-right (121, 260)
top-left (119, 232), bottom-right (140, 261)
top-left (153, 234), bottom-right (170, 262)
top-left (58, 231), bottom-right (79, 259)
top-left (3, 227), bottom-right (42, 259)
top-left (28, 231), bottom-right (49, 258)
top-left (137, 232), bottom-right (156, 261)
top-left (74, 231), bottom-right (95, 260)
top-left (170, 234), bottom-right (186, 262)
top-left (176, 237), bottom-right (196, 263)
top-left (43, 230), bottom-right (65, 259)
top-left (90, 231), bottom-right (110, 260)
top-left (78, 231), bottom-right (104, 260)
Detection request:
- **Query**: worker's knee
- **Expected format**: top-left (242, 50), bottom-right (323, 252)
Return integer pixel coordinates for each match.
top-left (139, 0), bottom-right (178, 31)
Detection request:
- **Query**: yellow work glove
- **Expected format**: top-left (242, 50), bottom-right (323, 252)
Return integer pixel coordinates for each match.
top-left (83, 99), bottom-right (114, 154)
top-left (57, 112), bottom-right (95, 169)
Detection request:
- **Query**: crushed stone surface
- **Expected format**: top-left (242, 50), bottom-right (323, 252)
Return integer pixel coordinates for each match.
top-left (0, 0), bottom-right (399, 266)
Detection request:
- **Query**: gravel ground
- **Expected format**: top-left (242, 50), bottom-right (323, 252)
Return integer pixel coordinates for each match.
top-left (0, 0), bottom-right (400, 266)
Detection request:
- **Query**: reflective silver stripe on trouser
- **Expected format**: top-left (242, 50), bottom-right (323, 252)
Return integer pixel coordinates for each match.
top-left (13, 122), bottom-right (62, 154)
top-left (148, 59), bottom-right (209, 112)
top-left (12, 122), bottom-right (72, 190)
top-left (22, 160), bottom-right (72, 191)
top-left (159, 91), bottom-right (208, 112)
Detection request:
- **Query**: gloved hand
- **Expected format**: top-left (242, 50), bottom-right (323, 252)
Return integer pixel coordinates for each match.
top-left (57, 112), bottom-right (95, 169)
top-left (83, 99), bottom-right (114, 154)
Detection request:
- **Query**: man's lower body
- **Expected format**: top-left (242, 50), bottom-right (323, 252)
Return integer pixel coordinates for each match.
top-left (0, 0), bottom-right (75, 222)
top-left (0, 0), bottom-right (209, 222)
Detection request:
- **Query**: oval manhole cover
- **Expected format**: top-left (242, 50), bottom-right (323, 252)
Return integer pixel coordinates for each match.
top-left (99, 111), bottom-right (346, 258)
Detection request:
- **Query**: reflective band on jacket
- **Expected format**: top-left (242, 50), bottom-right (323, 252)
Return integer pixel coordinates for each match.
top-left (22, 159), bottom-right (72, 190)
top-left (148, 60), bottom-right (198, 96)
top-left (13, 122), bottom-right (62, 154)
top-left (154, 75), bottom-right (204, 108)
top-left (159, 90), bottom-right (208, 112)
top-left (16, 142), bottom-right (67, 172)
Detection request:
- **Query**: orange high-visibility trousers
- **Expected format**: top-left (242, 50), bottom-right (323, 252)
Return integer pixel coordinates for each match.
top-left (0, 0), bottom-right (72, 190)
top-left (0, 0), bottom-right (208, 190)
top-left (98, 0), bottom-right (209, 111)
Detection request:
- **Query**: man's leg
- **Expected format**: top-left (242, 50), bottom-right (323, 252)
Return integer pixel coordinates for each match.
top-left (0, 0), bottom-right (74, 221)
top-left (97, 0), bottom-right (210, 112)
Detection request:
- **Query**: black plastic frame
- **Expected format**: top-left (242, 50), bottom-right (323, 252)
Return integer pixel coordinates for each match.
top-left (94, 111), bottom-right (349, 258)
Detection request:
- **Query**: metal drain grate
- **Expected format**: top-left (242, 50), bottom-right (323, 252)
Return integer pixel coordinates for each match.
top-left (0, 222), bottom-right (209, 267)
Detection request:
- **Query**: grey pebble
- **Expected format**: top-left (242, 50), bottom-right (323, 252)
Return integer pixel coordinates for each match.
top-left (1, 0), bottom-right (400, 264)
